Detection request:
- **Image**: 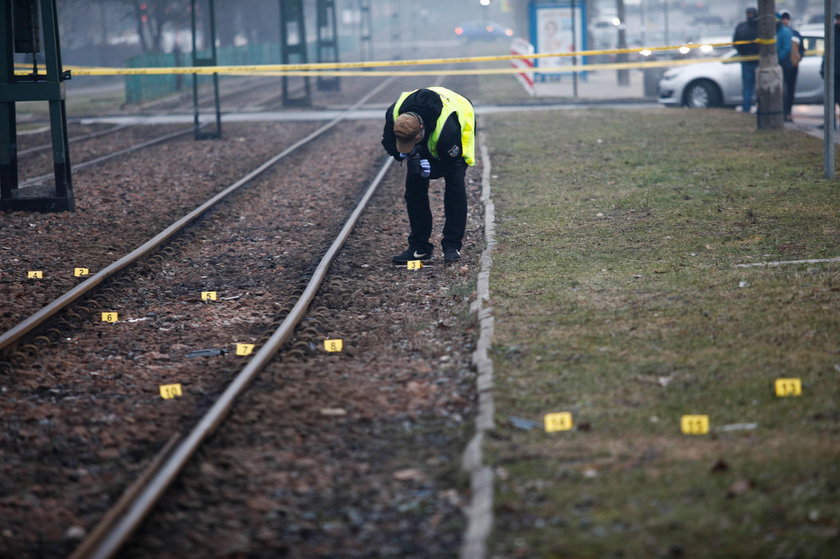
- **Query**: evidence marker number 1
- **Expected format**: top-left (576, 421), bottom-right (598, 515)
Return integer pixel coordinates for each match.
top-left (160, 384), bottom-right (183, 399)
top-left (774, 378), bottom-right (802, 397)
top-left (544, 411), bottom-right (573, 432)
top-left (681, 414), bottom-right (709, 435)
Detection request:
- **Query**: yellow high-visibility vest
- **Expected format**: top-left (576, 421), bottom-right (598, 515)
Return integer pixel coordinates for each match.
top-left (392, 87), bottom-right (475, 166)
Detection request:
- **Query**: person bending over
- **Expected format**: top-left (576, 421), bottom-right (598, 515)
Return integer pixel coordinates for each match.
top-left (382, 87), bottom-right (475, 265)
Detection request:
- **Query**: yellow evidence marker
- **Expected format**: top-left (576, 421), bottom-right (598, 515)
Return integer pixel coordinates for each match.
top-left (201, 291), bottom-right (218, 301)
top-left (235, 343), bottom-right (254, 356)
top-left (774, 378), bottom-right (802, 397)
top-left (680, 414), bottom-right (710, 435)
top-left (324, 339), bottom-right (343, 352)
top-left (101, 312), bottom-right (118, 323)
top-left (27, 271), bottom-right (43, 279)
top-left (74, 267), bottom-right (90, 277)
top-left (544, 411), bottom-right (574, 432)
top-left (159, 384), bottom-right (183, 399)
top-left (407, 260), bottom-right (423, 270)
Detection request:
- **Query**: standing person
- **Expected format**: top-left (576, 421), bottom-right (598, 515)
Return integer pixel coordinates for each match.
top-left (775, 13), bottom-right (794, 121)
top-left (780, 11), bottom-right (804, 122)
top-left (382, 87), bottom-right (476, 265)
top-left (733, 7), bottom-right (760, 113)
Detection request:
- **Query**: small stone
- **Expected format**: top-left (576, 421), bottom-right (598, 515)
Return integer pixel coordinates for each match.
top-left (393, 468), bottom-right (425, 481)
top-left (319, 408), bottom-right (347, 417)
top-left (65, 526), bottom-right (86, 540)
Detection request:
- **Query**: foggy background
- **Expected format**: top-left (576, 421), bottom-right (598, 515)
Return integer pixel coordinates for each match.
top-left (12, 0), bottom-right (826, 103)
top-left (49, 0), bottom-right (820, 65)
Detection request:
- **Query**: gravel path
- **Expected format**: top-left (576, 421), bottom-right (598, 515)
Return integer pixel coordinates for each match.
top-left (1, 106), bottom-right (484, 557)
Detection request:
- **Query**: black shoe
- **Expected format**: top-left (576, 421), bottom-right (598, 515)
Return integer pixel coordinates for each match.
top-left (392, 247), bottom-right (432, 265)
top-left (443, 248), bottom-right (461, 264)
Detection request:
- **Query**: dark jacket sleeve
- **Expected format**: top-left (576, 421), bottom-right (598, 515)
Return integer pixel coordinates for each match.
top-left (381, 101), bottom-right (401, 160)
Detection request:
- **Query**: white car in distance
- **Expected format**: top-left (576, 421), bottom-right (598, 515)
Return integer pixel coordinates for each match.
top-left (658, 28), bottom-right (825, 108)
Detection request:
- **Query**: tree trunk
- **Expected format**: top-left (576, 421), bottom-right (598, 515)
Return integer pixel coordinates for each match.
top-left (756, 0), bottom-right (783, 129)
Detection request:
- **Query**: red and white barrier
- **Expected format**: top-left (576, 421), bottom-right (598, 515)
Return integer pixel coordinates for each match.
top-left (510, 38), bottom-right (535, 97)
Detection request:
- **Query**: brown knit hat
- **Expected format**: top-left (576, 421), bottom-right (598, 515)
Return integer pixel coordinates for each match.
top-left (394, 112), bottom-right (423, 154)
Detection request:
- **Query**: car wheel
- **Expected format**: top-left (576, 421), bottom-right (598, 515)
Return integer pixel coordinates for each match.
top-left (683, 79), bottom-right (722, 108)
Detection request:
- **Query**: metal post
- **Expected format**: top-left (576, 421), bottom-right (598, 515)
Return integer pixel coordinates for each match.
top-left (279, 0), bottom-right (311, 106)
top-left (207, 0), bottom-right (221, 137)
top-left (0, 0), bottom-right (18, 199)
top-left (1, 0), bottom-right (73, 212)
top-left (359, 0), bottom-right (372, 62)
top-left (616, 0), bottom-right (628, 85)
top-left (41, 0), bottom-right (71, 202)
top-left (316, 0), bottom-right (339, 91)
top-left (825, 0), bottom-right (835, 178)
top-left (571, 0), bottom-right (578, 97)
top-left (390, 0), bottom-right (400, 60)
top-left (190, 0), bottom-right (221, 140)
top-left (756, 0), bottom-right (783, 129)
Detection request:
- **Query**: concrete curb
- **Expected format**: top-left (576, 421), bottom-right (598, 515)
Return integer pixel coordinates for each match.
top-left (461, 140), bottom-right (497, 559)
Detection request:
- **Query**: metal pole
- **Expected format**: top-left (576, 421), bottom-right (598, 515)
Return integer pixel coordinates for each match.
top-left (208, 0), bottom-right (221, 137)
top-left (571, 0), bottom-right (578, 97)
top-left (40, 0), bottom-right (73, 210)
top-left (825, 0), bottom-right (835, 178)
top-left (616, 0), bottom-right (628, 85)
top-left (0, 0), bottom-right (18, 198)
top-left (190, 0), bottom-right (200, 138)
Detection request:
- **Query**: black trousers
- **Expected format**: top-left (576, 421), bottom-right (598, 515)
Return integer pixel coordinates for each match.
top-left (404, 160), bottom-right (467, 253)
top-left (783, 65), bottom-right (798, 117)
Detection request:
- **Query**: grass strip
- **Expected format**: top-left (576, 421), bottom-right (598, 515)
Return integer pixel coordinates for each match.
top-left (484, 108), bottom-right (840, 558)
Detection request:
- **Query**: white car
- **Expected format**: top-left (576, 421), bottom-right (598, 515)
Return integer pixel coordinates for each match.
top-left (658, 29), bottom-right (825, 108)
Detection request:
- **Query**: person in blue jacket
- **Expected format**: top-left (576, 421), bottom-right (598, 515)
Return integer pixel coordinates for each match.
top-left (775, 13), bottom-right (793, 120)
top-left (779, 12), bottom-right (804, 121)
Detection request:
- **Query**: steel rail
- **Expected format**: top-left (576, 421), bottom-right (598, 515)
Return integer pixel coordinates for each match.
top-left (17, 124), bottom-right (130, 157)
top-left (0, 77), bottom-right (396, 354)
top-left (76, 155), bottom-right (394, 559)
top-left (19, 126), bottom-right (196, 188)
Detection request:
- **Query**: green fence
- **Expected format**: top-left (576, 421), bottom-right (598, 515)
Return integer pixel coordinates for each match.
top-left (124, 37), bottom-right (356, 105)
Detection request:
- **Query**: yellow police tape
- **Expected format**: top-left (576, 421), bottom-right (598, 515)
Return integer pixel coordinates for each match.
top-left (12, 38), bottom-right (787, 78)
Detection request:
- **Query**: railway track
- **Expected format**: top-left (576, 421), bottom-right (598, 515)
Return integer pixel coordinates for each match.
top-left (69, 146), bottom-right (395, 559)
top-left (17, 124), bottom-right (130, 157)
top-left (1, 77), bottom-right (396, 358)
top-left (17, 125), bottom-right (197, 188)
top-left (2, 75), bottom-right (480, 558)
